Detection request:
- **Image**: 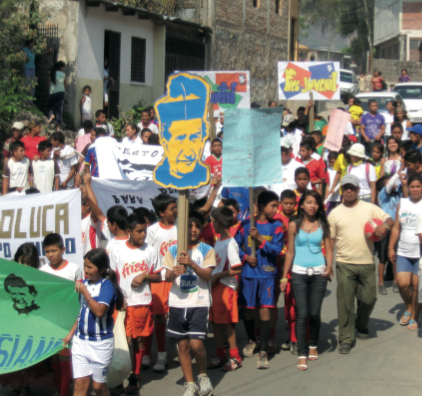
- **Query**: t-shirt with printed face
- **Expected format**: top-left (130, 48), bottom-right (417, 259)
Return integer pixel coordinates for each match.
top-left (114, 241), bottom-right (161, 306)
top-left (145, 222), bottom-right (177, 281)
top-left (361, 112), bottom-right (385, 140)
top-left (163, 242), bottom-right (216, 308)
top-left (213, 237), bottom-right (242, 290)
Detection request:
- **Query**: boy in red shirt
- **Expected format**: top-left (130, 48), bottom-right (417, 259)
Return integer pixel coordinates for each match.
top-left (204, 139), bottom-right (222, 181)
top-left (296, 140), bottom-right (325, 194)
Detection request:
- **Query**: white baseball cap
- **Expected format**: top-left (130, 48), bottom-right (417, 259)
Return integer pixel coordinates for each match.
top-left (282, 114), bottom-right (296, 127)
top-left (12, 122), bottom-right (25, 130)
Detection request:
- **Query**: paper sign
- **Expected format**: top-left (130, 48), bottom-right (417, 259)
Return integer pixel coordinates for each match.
top-left (0, 190), bottom-right (83, 267)
top-left (154, 72), bottom-right (211, 190)
top-left (223, 108), bottom-right (283, 187)
top-left (278, 62), bottom-right (340, 100)
top-left (324, 109), bottom-right (351, 152)
top-left (188, 71), bottom-right (250, 117)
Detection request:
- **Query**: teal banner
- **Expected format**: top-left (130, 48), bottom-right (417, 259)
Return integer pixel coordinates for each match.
top-left (0, 258), bottom-right (80, 374)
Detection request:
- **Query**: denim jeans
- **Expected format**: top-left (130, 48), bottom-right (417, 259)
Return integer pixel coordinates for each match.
top-left (48, 91), bottom-right (65, 125)
top-left (291, 273), bottom-right (327, 356)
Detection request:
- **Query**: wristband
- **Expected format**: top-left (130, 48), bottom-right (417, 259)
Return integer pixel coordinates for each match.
top-left (280, 278), bottom-right (289, 282)
top-left (86, 297), bottom-right (93, 303)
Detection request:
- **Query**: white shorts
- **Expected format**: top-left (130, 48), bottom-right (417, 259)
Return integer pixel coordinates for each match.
top-left (72, 336), bottom-right (114, 383)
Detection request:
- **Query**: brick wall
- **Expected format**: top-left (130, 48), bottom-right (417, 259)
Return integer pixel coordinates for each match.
top-left (403, 2), bottom-right (422, 30)
top-left (373, 58), bottom-right (422, 82)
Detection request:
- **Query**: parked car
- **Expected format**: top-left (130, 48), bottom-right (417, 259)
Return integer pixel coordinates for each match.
top-left (393, 83), bottom-right (422, 123)
top-left (339, 69), bottom-right (359, 101)
top-left (355, 92), bottom-right (406, 116)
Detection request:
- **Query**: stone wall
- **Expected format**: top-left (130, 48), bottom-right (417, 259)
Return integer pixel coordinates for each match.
top-left (373, 59), bottom-right (422, 83)
top-left (39, 0), bottom-right (79, 127)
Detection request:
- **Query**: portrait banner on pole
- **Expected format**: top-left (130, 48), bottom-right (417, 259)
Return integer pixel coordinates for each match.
top-left (222, 108), bottom-right (283, 187)
top-left (0, 258), bottom-right (80, 374)
top-left (0, 190), bottom-right (83, 267)
top-left (278, 61), bottom-right (340, 100)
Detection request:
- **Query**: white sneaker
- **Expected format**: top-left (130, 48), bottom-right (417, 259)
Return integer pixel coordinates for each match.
top-left (142, 355), bottom-right (151, 368)
top-left (153, 351), bottom-right (167, 372)
top-left (182, 382), bottom-right (199, 396)
top-left (197, 375), bottom-right (213, 396)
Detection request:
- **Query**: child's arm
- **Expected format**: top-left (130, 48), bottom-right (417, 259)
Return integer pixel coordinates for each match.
top-left (80, 95), bottom-right (85, 119)
top-left (2, 161), bottom-right (10, 195)
top-left (322, 235), bottom-right (333, 280)
top-left (211, 267), bottom-right (241, 286)
top-left (83, 173), bottom-right (106, 222)
top-left (380, 158), bottom-right (386, 178)
top-left (249, 223), bottom-right (283, 257)
top-left (280, 222), bottom-right (296, 292)
top-left (361, 122), bottom-right (370, 143)
top-left (63, 319), bottom-right (78, 347)
top-left (197, 179), bottom-right (222, 215)
top-left (386, 172), bottom-right (400, 195)
top-left (177, 251), bottom-right (214, 282)
top-left (62, 164), bottom-right (77, 188)
top-left (77, 282), bottom-right (109, 318)
top-left (131, 272), bottom-right (161, 287)
top-left (328, 171), bottom-right (341, 196)
top-left (236, 224), bottom-right (257, 267)
top-left (370, 181), bottom-right (377, 204)
top-left (388, 205), bottom-right (401, 265)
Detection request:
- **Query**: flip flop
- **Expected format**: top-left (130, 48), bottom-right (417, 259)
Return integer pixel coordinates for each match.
top-left (407, 319), bottom-right (418, 331)
top-left (308, 346), bottom-right (319, 361)
top-left (400, 311), bottom-right (411, 326)
top-left (297, 356), bottom-right (308, 371)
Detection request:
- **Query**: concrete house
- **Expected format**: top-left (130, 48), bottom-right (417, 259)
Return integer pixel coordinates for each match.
top-left (39, 0), bottom-right (299, 126)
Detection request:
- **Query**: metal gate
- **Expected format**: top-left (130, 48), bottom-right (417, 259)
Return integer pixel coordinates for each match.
top-left (35, 24), bottom-right (59, 114)
top-left (165, 36), bottom-right (205, 82)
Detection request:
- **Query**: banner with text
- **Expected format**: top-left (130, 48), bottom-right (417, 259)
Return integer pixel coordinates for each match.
top-left (188, 71), bottom-right (250, 117)
top-left (95, 137), bottom-right (164, 181)
top-left (223, 108), bottom-right (283, 187)
top-left (278, 61), bottom-right (340, 101)
top-left (0, 190), bottom-right (83, 267)
top-left (0, 258), bottom-right (80, 374)
top-left (91, 178), bottom-right (178, 215)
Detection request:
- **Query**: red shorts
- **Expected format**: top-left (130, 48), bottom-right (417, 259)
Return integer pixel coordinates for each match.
top-left (151, 281), bottom-right (172, 315)
top-left (125, 305), bottom-right (153, 338)
top-left (210, 282), bottom-right (239, 324)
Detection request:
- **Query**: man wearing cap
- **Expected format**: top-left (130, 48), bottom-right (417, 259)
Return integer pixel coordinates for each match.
top-left (21, 120), bottom-right (47, 161)
top-left (216, 111), bottom-right (224, 133)
top-left (3, 122), bottom-right (25, 159)
top-left (408, 124), bottom-right (422, 153)
top-left (268, 137), bottom-right (311, 196)
top-left (328, 174), bottom-right (394, 354)
top-left (281, 115), bottom-right (302, 157)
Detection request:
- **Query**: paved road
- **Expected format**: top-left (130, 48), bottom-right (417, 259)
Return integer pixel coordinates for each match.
top-left (2, 272), bottom-right (422, 396)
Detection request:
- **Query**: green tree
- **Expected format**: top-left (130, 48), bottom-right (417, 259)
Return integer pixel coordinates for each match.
top-left (0, 0), bottom-right (47, 136)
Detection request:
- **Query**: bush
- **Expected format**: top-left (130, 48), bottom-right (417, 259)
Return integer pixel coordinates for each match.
top-left (110, 100), bottom-right (150, 140)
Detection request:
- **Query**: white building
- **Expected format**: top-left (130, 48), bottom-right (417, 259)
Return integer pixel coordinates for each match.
top-left (374, 0), bottom-right (422, 61)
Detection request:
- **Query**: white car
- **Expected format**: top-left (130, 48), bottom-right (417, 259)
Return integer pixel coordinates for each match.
top-left (355, 92), bottom-right (406, 116)
top-left (393, 83), bottom-right (422, 123)
top-left (339, 69), bottom-right (359, 99)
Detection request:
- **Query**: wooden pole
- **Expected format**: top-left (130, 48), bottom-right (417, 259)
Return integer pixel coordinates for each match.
top-left (177, 189), bottom-right (189, 263)
top-left (249, 187), bottom-right (256, 257)
top-left (209, 101), bottom-right (216, 142)
top-left (309, 91), bottom-right (315, 131)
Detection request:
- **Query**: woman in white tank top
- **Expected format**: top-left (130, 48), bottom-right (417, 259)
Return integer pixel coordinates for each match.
top-left (388, 173), bottom-right (422, 330)
top-left (393, 107), bottom-right (412, 140)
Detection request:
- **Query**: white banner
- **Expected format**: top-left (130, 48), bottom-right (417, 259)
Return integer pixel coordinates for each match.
top-left (0, 190), bottom-right (83, 266)
top-left (91, 178), bottom-right (178, 215)
top-left (96, 137), bottom-right (164, 181)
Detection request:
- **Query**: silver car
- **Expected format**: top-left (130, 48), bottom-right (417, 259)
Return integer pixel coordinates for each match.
top-left (355, 92), bottom-right (406, 116)
top-left (393, 83), bottom-right (422, 123)
top-left (340, 69), bottom-right (359, 99)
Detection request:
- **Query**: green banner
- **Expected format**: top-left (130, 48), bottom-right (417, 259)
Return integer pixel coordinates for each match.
top-left (0, 258), bottom-right (80, 374)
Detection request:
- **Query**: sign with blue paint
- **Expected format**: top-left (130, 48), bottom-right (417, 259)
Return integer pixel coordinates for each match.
top-left (154, 72), bottom-right (212, 190)
top-left (223, 108), bottom-right (283, 187)
top-left (0, 258), bottom-right (80, 374)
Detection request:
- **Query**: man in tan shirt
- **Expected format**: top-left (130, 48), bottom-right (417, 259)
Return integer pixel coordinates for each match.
top-left (328, 174), bottom-right (394, 354)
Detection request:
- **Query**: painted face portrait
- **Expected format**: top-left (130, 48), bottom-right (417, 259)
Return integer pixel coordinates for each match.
top-left (4, 274), bottom-right (40, 315)
top-left (154, 73), bottom-right (211, 189)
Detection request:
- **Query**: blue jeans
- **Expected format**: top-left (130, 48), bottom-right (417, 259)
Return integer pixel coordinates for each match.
top-left (291, 273), bottom-right (327, 356)
top-left (48, 91), bottom-right (65, 125)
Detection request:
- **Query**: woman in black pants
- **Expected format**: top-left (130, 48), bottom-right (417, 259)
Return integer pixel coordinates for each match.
top-left (47, 61), bottom-right (67, 130)
top-left (280, 190), bottom-right (333, 371)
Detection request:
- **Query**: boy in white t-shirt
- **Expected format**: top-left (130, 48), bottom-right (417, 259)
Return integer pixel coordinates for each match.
top-left (33, 140), bottom-right (60, 193)
top-left (51, 131), bottom-right (78, 189)
top-left (325, 151), bottom-right (342, 215)
top-left (208, 207), bottom-right (243, 372)
top-left (115, 213), bottom-right (161, 394)
top-left (40, 233), bottom-right (83, 396)
top-left (163, 211), bottom-right (216, 396)
top-left (144, 193), bottom-right (178, 371)
top-left (2, 141), bottom-right (31, 195)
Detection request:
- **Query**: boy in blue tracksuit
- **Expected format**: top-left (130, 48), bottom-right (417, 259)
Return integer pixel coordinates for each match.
top-left (236, 190), bottom-right (283, 369)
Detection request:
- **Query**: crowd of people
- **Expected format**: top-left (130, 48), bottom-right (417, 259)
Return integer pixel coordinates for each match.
top-left (3, 91), bottom-right (422, 396)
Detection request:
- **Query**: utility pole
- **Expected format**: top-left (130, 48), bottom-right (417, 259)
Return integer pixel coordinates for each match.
top-left (362, 0), bottom-right (373, 73)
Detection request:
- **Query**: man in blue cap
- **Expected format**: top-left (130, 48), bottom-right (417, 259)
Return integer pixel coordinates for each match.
top-left (408, 124), bottom-right (422, 153)
top-left (154, 73), bottom-right (211, 189)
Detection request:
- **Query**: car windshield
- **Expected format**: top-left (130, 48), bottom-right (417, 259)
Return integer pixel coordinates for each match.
top-left (393, 86), bottom-right (422, 100)
top-left (340, 72), bottom-right (353, 83)
top-left (359, 97), bottom-right (397, 112)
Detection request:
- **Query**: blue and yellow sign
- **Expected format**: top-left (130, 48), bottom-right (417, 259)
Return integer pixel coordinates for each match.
top-left (154, 72), bottom-right (211, 190)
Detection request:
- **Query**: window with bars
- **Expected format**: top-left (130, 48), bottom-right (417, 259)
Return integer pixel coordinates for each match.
top-left (131, 37), bottom-right (146, 83)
